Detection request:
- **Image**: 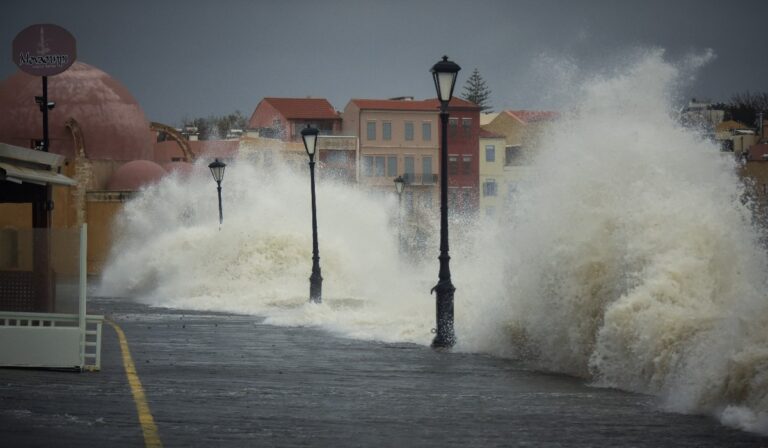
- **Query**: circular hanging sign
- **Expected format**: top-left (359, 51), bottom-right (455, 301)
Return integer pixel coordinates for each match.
top-left (12, 24), bottom-right (76, 76)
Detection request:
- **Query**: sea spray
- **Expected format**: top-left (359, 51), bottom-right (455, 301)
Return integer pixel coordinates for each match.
top-left (462, 49), bottom-right (768, 433)
top-left (100, 160), bottom-right (444, 344)
top-left (100, 49), bottom-right (768, 434)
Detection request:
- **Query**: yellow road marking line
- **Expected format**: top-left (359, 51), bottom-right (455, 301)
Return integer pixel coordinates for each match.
top-left (107, 320), bottom-right (163, 448)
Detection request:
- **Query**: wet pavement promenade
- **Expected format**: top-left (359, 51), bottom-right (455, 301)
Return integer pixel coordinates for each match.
top-left (1, 297), bottom-right (767, 447)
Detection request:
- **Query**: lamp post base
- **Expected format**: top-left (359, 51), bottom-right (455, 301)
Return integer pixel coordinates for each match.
top-left (430, 279), bottom-right (456, 349)
top-left (309, 267), bottom-right (322, 304)
top-left (431, 334), bottom-right (456, 348)
top-left (430, 339), bottom-right (454, 350)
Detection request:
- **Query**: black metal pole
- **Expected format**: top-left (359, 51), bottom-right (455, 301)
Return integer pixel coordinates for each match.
top-left (398, 191), bottom-right (403, 254)
top-left (42, 76), bottom-right (49, 152)
top-left (309, 156), bottom-right (323, 303)
top-left (35, 75), bottom-right (53, 311)
top-left (431, 108), bottom-right (456, 348)
top-left (216, 181), bottom-right (223, 225)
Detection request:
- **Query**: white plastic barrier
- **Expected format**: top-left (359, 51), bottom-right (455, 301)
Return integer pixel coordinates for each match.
top-left (0, 312), bottom-right (103, 370)
top-left (0, 225), bottom-right (103, 371)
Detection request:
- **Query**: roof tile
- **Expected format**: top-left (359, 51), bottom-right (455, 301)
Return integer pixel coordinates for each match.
top-left (263, 97), bottom-right (340, 120)
top-left (479, 129), bottom-right (505, 138)
top-left (350, 97), bottom-right (480, 112)
top-left (505, 110), bottom-right (559, 124)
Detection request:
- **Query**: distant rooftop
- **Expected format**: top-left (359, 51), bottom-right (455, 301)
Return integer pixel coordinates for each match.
top-left (716, 120), bottom-right (751, 132)
top-left (261, 97), bottom-right (340, 120)
top-left (349, 97), bottom-right (479, 111)
top-left (504, 110), bottom-right (560, 124)
top-left (479, 129), bottom-right (505, 139)
top-left (480, 112), bottom-right (499, 125)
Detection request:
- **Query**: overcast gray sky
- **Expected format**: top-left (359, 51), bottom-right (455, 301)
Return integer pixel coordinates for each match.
top-left (3, 0), bottom-right (767, 125)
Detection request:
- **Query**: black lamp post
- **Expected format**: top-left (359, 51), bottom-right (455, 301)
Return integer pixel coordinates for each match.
top-left (208, 158), bottom-right (226, 226)
top-left (394, 175), bottom-right (405, 254)
top-left (33, 79), bottom-right (55, 312)
top-left (302, 125), bottom-right (323, 304)
top-left (430, 55), bottom-right (460, 349)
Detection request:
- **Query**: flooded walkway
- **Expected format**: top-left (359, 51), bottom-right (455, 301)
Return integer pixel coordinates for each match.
top-left (0, 297), bottom-right (765, 447)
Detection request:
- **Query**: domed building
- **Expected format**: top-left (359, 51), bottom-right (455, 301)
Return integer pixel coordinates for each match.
top-left (0, 62), bottom-right (154, 163)
top-left (107, 160), bottom-right (167, 191)
top-left (0, 62), bottom-right (177, 273)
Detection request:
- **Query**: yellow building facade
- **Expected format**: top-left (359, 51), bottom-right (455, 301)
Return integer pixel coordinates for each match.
top-left (479, 110), bottom-right (558, 219)
top-left (478, 132), bottom-right (506, 218)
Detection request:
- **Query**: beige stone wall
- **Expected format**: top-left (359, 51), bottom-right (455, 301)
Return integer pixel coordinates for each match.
top-left (0, 156), bottom-right (129, 276)
top-left (358, 110), bottom-right (437, 149)
top-left (0, 203), bottom-right (32, 228)
top-left (361, 110), bottom-right (439, 209)
top-left (85, 200), bottom-right (123, 274)
top-left (342, 102), bottom-right (360, 136)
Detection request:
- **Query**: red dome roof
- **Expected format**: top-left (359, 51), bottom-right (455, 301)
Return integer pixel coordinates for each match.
top-left (162, 161), bottom-right (194, 176)
top-left (0, 62), bottom-right (154, 161)
top-left (107, 160), bottom-right (167, 191)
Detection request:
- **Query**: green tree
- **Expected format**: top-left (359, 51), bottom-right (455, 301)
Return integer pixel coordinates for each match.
top-left (723, 91), bottom-right (768, 127)
top-left (191, 117), bottom-right (212, 140)
top-left (215, 110), bottom-right (247, 139)
top-left (184, 111), bottom-right (248, 140)
top-left (461, 68), bottom-right (493, 111)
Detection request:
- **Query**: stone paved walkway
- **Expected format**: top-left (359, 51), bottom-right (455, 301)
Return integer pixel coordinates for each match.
top-left (1, 297), bottom-right (766, 447)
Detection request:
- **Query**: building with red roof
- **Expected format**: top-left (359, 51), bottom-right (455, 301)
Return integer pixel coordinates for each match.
top-left (343, 98), bottom-right (440, 213)
top-left (248, 97), bottom-right (356, 182)
top-left (482, 109), bottom-right (559, 166)
top-left (342, 97), bottom-right (480, 214)
top-left (248, 97), bottom-right (341, 142)
top-left (432, 97), bottom-right (481, 214)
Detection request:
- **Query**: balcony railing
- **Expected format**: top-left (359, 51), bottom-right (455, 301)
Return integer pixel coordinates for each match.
top-left (403, 173), bottom-right (438, 186)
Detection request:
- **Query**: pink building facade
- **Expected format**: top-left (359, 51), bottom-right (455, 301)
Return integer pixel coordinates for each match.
top-left (343, 98), bottom-right (440, 211)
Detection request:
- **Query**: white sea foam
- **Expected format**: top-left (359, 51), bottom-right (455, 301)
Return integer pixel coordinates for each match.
top-left (462, 49), bottom-right (768, 433)
top-left (100, 159), bottom-right (441, 344)
top-left (100, 49), bottom-right (768, 434)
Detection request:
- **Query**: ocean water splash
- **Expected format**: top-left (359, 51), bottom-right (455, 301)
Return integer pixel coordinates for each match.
top-left (100, 159), bottom-right (448, 344)
top-left (100, 49), bottom-right (768, 434)
top-left (463, 49), bottom-right (768, 433)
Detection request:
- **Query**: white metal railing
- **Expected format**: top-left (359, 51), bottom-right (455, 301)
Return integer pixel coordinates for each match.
top-left (0, 311), bottom-right (103, 371)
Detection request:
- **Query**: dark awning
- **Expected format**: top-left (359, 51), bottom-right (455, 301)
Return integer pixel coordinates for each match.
top-left (0, 162), bottom-right (76, 186)
top-left (0, 143), bottom-right (76, 187)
